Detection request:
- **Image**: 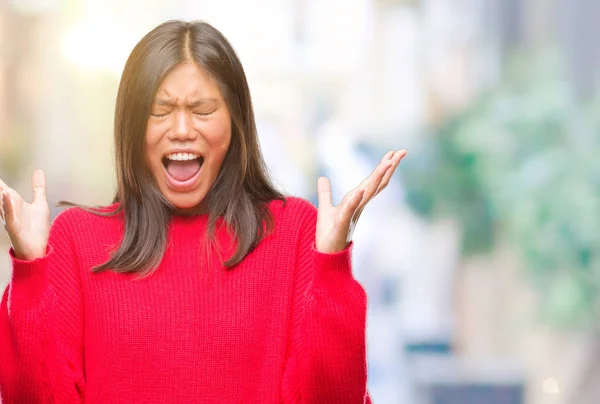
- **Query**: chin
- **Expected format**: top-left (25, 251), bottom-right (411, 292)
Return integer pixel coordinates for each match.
top-left (164, 190), bottom-right (206, 212)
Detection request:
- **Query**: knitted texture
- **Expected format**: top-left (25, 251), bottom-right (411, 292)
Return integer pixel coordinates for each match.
top-left (0, 197), bottom-right (371, 403)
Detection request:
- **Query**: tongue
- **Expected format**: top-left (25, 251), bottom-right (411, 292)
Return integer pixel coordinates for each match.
top-left (166, 160), bottom-right (201, 182)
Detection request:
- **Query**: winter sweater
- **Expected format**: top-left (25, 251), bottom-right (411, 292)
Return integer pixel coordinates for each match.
top-left (0, 197), bottom-right (371, 403)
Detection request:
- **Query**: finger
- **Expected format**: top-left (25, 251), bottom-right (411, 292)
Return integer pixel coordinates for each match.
top-left (354, 149), bottom-right (407, 222)
top-left (336, 188), bottom-right (364, 231)
top-left (32, 169), bottom-right (47, 204)
top-left (317, 177), bottom-right (333, 210)
top-left (348, 154), bottom-right (394, 220)
top-left (351, 163), bottom-right (390, 223)
top-left (355, 150), bottom-right (395, 191)
top-left (0, 191), bottom-right (4, 225)
top-left (374, 149), bottom-right (408, 197)
top-left (1, 190), bottom-right (13, 228)
top-left (0, 179), bottom-right (8, 196)
top-left (359, 157), bottom-right (393, 204)
top-left (0, 182), bottom-right (7, 225)
top-left (382, 150), bottom-right (395, 161)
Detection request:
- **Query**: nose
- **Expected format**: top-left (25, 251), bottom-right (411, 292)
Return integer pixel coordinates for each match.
top-left (168, 110), bottom-right (196, 141)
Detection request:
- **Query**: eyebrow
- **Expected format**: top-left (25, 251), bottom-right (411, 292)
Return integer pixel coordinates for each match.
top-left (154, 98), bottom-right (219, 107)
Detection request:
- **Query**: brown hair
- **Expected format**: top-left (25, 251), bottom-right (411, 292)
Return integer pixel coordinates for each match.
top-left (60, 20), bottom-right (284, 276)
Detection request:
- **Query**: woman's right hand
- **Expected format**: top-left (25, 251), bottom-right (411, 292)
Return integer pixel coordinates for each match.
top-left (0, 169), bottom-right (50, 261)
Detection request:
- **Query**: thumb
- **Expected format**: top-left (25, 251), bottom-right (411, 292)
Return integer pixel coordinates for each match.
top-left (317, 176), bottom-right (333, 210)
top-left (31, 169), bottom-right (47, 204)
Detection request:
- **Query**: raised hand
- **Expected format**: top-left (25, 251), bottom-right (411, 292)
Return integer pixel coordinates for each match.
top-left (315, 149), bottom-right (407, 254)
top-left (0, 169), bottom-right (50, 260)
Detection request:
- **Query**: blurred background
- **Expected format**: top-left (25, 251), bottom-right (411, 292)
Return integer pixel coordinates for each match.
top-left (1, 0), bottom-right (599, 403)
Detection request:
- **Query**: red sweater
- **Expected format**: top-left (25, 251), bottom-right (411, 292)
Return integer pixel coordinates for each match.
top-left (0, 197), bottom-right (371, 403)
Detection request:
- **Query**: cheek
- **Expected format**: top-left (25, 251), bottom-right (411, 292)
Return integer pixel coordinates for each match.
top-left (203, 120), bottom-right (232, 156)
top-left (144, 126), bottom-right (162, 169)
top-left (145, 123), bottom-right (161, 148)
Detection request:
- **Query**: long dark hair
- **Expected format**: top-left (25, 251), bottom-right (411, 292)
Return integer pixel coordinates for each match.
top-left (60, 20), bottom-right (284, 276)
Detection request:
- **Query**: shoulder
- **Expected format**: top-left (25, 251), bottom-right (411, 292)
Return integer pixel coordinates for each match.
top-left (268, 196), bottom-right (317, 229)
top-left (269, 196), bottom-right (315, 217)
top-left (51, 202), bottom-right (122, 234)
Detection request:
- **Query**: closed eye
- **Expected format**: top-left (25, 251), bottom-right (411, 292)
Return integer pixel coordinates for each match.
top-left (194, 111), bottom-right (214, 118)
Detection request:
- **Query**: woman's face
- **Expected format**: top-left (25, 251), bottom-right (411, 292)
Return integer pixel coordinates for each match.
top-left (145, 62), bottom-right (232, 211)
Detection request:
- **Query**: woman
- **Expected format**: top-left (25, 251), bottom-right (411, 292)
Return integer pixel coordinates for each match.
top-left (0, 20), bottom-right (406, 403)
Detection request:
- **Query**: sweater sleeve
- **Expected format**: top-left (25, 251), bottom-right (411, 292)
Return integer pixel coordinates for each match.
top-left (281, 200), bottom-right (372, 404)
top-left (0, 209), bottom-right (85, 403)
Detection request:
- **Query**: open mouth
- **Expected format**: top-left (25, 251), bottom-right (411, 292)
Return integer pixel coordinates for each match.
top-left (161, 153), bottom-right (205, 184)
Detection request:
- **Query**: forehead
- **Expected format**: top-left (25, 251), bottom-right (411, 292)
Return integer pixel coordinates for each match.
top-left (155, 62), bottom-right (222, 100)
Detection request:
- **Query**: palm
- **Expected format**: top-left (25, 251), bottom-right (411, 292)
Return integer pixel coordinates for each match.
top-left (316, 150), bottom-right (407, 254)
top-left (1, 170), bottom-right (50, 260)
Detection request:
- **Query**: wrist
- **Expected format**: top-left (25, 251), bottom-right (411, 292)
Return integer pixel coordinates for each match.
top-left (315, 238), bottom-right (352, 254)
top-left (13, 247), bottom-right (47, 261)
top-left (315, 240), bottom-right (352, 255)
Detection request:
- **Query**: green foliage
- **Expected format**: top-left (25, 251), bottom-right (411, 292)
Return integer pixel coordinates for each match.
top-left (401, 51), bottom-right (600, 328)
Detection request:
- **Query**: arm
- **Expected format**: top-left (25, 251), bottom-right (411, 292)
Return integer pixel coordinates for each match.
top-left (281, 202), bottom-right (370, 403)
top-left (0, 210), bottom-right (85, 403)
top-left (281, 150), bottom-right (407, 403)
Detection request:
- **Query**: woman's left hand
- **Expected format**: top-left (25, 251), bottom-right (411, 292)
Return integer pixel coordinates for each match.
top-left (315, 149), bottom-right (408, 254)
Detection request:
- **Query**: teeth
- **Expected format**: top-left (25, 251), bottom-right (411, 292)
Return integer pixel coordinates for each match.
top-left (166, 152), bottom-right (199, 161)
